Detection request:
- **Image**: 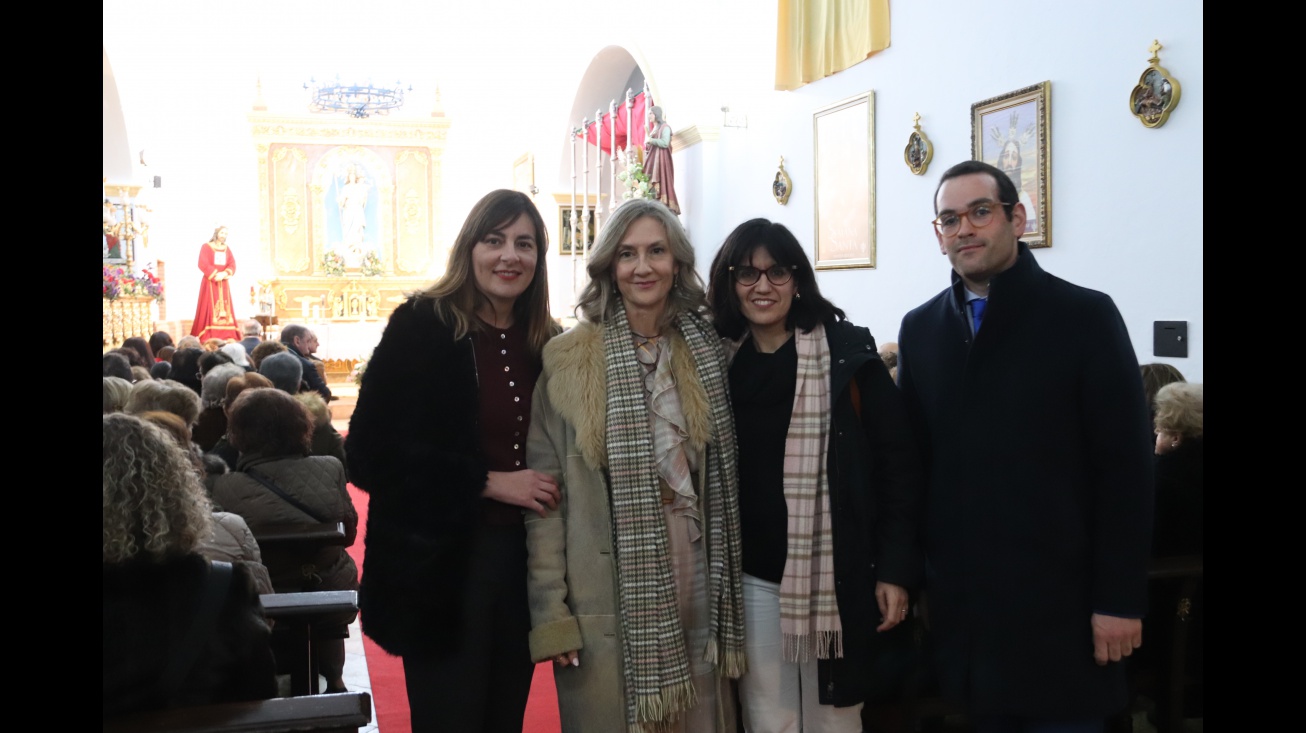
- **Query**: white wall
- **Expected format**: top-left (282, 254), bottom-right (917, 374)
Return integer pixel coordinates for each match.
top-left (659, 0), bottom-right (1204, 381)
top-left (105, 0), bottom-right (1202, 381)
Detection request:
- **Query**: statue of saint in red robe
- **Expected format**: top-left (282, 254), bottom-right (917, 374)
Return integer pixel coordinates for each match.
top-left (644, 105), bottom-right (680, 215)
top-left (190, 225), bottom-right (241, 340)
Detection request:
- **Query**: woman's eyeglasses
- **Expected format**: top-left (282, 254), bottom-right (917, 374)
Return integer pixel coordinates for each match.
top-left (729, 265), bottom-right (794, 286)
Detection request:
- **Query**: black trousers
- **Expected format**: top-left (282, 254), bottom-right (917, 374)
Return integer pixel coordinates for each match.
top-left (402, 523), bottom-right (535, 733)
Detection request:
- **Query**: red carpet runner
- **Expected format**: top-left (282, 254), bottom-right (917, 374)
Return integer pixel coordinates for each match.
top-left (345, 481), bottom-right (561, 733)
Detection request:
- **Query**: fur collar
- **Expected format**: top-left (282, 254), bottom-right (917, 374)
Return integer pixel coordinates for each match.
top-left (542, 322), bottom-right (712, 470)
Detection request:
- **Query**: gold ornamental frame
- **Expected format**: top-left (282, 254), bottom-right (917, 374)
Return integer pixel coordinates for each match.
top-left (971, 81), bottom-right (1051, 249)
top-left (813, 91), bottom-right (876, 270)
top-left (1130, 40), bottom-right (1181, 129)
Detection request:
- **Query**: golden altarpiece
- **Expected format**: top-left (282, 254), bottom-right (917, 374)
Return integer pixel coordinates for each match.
top-left (249, 108), bottom-right (449, 373)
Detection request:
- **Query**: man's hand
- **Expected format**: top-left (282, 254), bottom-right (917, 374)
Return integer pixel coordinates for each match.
top-left (1091, 613), bottom-right (1142, 665)
top-left (483, 470), bottom-right (560, 518)
top-left (875, 581), bottom-right (910, 632)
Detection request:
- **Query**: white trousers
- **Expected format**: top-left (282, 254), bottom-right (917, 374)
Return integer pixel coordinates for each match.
top-left (739, 574), bottom-right (863, 733)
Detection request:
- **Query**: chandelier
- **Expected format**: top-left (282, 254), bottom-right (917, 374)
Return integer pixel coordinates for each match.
top-left (304, 76), bottom-right (411, 118)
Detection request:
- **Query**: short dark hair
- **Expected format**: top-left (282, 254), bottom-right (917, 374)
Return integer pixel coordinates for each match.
top-left (707, 218), bottom-right (844, 340)
top-left (227, 388), bottom-right (313, 457)
top-left (197, 350), bottom-right (234, 377)
top-left (103, 352), bottom-right (133, 381)
top-left (280, 324), bottom-right (309, 347)
top-left (933, 160), bottom-right (1020, 220)
top-left (168, 347), bottom-right (205, 394)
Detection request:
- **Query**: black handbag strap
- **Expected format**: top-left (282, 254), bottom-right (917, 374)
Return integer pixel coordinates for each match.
top-left (156, 560), bottom-right (233, 699)
top-left (245, 468), bottom-right (328, 523)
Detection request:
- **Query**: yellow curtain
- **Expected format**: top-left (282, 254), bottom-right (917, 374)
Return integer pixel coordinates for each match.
top-left (775, 0), bottom-right (890, 91)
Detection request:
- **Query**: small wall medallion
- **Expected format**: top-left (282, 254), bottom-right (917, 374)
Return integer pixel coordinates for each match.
top-left (904, 112), bottom-right (933, 175)
top-left (773, 156), bottom-right (793, 205)
top-left (1130, 40), bottom-right (1181, 129)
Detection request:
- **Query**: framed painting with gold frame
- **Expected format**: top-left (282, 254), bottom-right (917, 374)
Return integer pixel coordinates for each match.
top-left (559, 206), bottom-right (595, 255)
top-left (971, 81), bottom-right (1051, 248)
top-left (513, 152), bottom-right (535, 195)
top-left (813, 91), bottom-right (875, 270)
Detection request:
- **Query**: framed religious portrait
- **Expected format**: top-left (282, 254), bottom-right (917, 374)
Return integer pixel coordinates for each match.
top-left (813, 91), bottom-right (876, 270)
top-left (559, 206), bottom-right (596, 255)
top-left (513, 152), bottom-right (536, 195)
top-left (971, 81), bottom-right (1052, 248)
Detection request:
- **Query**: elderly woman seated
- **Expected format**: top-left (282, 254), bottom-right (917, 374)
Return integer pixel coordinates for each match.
top-left (135, 409), bottom-right (275, 596)
top-left (102, 413), bottom-right (277, 718)
top-left (212, 388), bottom-right (359, 693)
top-left (194, 363), bottom-right (247, 452)
top-left (125, 378), bottom-right (203, 429)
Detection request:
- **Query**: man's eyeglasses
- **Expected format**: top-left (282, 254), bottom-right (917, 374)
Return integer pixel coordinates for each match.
top-left (729, 264), bottom-right (795, 286)
top-left (931, 201), bottom-right (1014, 236)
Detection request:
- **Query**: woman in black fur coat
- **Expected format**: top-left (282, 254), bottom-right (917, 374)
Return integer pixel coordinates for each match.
top-left (345, 190), bottom-right (560, 733)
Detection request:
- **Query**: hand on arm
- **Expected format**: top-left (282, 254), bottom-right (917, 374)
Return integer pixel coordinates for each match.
top-left (1091, 613), bottom-right (1142, 665)
top-left (483, 469), bottom-right (560, 518)
top-left (875, 581), bottom-right (910, 632)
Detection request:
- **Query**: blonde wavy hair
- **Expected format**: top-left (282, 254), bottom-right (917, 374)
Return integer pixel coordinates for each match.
top-left (1153, 382), bottom-right (1203, 440)
top-left (103, 413), bottom-right (213, 564)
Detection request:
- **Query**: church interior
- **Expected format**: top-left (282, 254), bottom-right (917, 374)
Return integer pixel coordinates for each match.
top-left (103, 1), bottom-right (1202, 731)
top-left (103, 0), bottom-right (1202, 383)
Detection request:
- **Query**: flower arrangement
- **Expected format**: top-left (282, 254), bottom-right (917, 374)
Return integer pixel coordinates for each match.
top-left (616, 150), bottom-right (655, 202)
top-left (103, 265), bottom-right (164, 301)
top-left (350, 356), bottom-right (369, 385)
top-left (361, 251), bottom-right (384, 277)
top-left (321, 251), bottom-right (346, 276)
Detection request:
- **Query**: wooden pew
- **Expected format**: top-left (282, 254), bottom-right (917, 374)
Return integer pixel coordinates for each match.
top-left (104, 690), bottom-right (371, 733)
top-left (250, 522), bottom-right (353, 696)
top-left (261, 590), bottom-right (359, 696)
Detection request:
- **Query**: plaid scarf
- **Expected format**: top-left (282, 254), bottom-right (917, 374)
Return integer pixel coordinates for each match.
top-left (604, 302), bottom-right (746, 732)
top-left (780, 322), bottom-right (842, 661)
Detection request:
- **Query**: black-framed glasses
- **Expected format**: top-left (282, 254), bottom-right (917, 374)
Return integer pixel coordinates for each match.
top-left (729, 264), bottom-right (795, 286)
top-left (931, 201), bottom-right (1014, 236)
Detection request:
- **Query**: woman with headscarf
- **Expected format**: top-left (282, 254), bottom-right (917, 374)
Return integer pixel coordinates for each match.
top-left (526, 198), bottom-right (744, 732)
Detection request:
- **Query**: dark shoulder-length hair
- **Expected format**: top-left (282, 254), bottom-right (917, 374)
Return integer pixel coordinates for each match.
top-left (122, 337), bottom-right (155, 367)
top-left (416, 189), bottom-right (558, 358)
top-left (576, 198), bottom-right (708, 329)
top-left (707, 218), bottom-right (844, 340)
top-left (226, 388), bottom-right (313, 458)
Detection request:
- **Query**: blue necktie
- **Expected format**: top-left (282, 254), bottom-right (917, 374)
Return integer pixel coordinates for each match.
top-left (970, 297), bottom-right (988, 334)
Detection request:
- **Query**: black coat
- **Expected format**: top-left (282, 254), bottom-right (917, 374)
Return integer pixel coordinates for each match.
top-left (103, 554), bottom-right (277, 717)
top-left (817, 320), bottom-right (925, 706)
top-left (897, 243), bottom-right (1154, 718)
top-left (344, 297), bottom-right (488, 658)
top-left (286, 344), bottom-right (332, 401)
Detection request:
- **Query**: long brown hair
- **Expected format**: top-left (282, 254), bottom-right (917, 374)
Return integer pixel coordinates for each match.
top-left (417, 189), bottom-right (557, 357)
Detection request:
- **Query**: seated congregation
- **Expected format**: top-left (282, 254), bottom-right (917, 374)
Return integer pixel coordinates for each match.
top-left (104, 311), bottom-right (1202, 732)
top-left (103, 324), bottom-right (366, 728)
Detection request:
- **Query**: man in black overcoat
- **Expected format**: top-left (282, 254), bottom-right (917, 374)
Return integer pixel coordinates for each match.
top-left (897, 161), bottom-right (1154, 733)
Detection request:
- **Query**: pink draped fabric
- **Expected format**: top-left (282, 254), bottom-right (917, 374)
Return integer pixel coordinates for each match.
top-left (581, 92), bottom-right (647, 156)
